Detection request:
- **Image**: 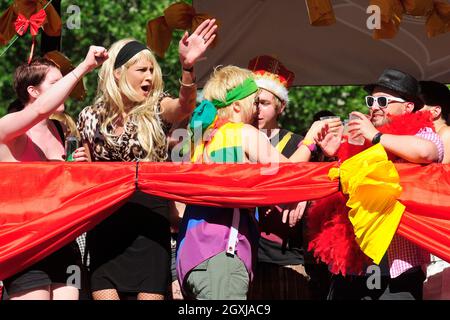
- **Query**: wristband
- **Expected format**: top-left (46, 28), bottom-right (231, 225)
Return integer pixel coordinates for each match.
top-left (71, 70), bottom-right (80, 81)
top-left (182, 66), bottom-right (194, 73)
top-left (371, 132), bottom-right (383, 145)
top-left (179, 78), bottom-right (197, 88)
top-left (299, 139), bottom-right (317, 153)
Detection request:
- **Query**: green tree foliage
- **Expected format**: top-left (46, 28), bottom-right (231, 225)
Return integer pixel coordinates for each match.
top-left (284, 85), bottom-right (367, 135)
top-left (0, 0), bottom-right (368, 134)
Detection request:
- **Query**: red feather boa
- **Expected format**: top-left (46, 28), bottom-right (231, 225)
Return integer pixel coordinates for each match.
top-left (307, 111), bottom-right (434, 276)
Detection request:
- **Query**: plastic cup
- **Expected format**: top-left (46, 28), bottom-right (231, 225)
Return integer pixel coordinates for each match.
top-left (342, 119), bottom-right (350, 137)
top-left (320, 116), bottom-right (340, 121)
top-left (320, 116), bottom-right (341, 135)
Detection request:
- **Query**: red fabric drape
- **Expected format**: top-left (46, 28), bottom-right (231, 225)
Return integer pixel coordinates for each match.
top-left (396, 164), bottom-right (450, 263)
top-left (0, 162), bottom-right (449, 280)
top-left (137, 162), bottom-right (338, 207)
top-left (0, 163), bottom-right (136, 280)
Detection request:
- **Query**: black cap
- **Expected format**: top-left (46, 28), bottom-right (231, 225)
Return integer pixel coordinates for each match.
top-left (364, 69), bottom-right (424, 110)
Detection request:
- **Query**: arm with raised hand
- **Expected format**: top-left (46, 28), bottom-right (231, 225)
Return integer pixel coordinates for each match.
top-left (349, 111), bottom-right (439, 163)
top-left (290, 119), bottom-right (343, 161)
top-left (161, 19), bottom-right (218, 124)
top-left (0, 46), bottom-right (108, 143)
top-left (289, 120), bottom-right (324, 162)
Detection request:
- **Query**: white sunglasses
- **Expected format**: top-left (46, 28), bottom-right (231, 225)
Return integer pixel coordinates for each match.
top-left (365, 96), bottom-right (405, 108)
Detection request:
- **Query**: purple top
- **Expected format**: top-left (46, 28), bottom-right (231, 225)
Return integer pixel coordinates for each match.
top-left (176, 205), bottom-right (258, 286)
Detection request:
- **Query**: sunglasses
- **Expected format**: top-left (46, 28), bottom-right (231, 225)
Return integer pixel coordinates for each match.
top-left (365, 96), bottom-right (405, 108)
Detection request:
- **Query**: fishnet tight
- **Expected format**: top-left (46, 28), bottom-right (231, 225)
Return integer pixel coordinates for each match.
top-left (92, 289), bottom-right (164, 300)
top-left (137, 293), bottom-right (164, 300)
top-left (92, 289), bottom-right (120, 300)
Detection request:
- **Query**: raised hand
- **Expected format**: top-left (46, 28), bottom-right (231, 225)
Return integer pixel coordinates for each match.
top-left (348, 111), bottom-right (379, 141)
top-left (179, 19), bottom-right (218, 69)
top-left (317, 125), bottom-right (344, 157)
top-left (80, 46), bottom-right (109, 73)
top-left (305, 119), bottom-right (341, 142)
top-left (304, 120), bottom-right (327, 142)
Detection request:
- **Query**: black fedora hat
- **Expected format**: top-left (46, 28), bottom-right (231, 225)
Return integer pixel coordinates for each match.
top-left (364, 69), bottom-right (424, 110)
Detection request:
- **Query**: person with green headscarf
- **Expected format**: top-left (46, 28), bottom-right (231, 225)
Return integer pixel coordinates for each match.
top-left (176, 66), bottom-right (327, 300)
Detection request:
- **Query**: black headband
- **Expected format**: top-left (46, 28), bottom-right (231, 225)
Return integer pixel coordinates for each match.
top-left (114, 41), bottom-right (148, 69)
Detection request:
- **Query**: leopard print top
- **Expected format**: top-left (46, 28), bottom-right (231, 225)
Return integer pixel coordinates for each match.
top-left (77, 92), bottom-right (171, 162)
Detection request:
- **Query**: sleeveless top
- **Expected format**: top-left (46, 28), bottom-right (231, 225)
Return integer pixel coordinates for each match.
top-left (19, 135), bottom-right (46, 161)
top-left (19, 120), bottom-right (65, 162)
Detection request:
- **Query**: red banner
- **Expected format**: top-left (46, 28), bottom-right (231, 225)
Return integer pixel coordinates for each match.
top-left (0, 162), bottom-right (449, 280)
top-left (396, 164), bottom-right (450, 265)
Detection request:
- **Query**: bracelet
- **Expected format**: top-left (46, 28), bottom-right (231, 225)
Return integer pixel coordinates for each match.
top-left (179, 78), bottom-right (197, 88)
top-left (371, 132), bottom-right (383, 145)
top-left (182, 66), bottom-right (194, 73)
top-left (299, 139), bottom-right (317, 153)
top-left (71, 70), bottom-right (80, 81)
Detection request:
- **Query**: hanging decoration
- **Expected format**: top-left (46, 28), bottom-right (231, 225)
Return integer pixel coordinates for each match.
top-left (305, 0), bottom-right (336, 26)
top-left (304, 0), bottom-right (450, 39)
top-left (14, 9), bottom-right (46, 63)
top-left (0, 0), bottom-right (61, 61)
top-left (146, 1), bottom-right (216, 58)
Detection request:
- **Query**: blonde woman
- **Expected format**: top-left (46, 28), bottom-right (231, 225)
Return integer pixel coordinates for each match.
top-left (77, 19), bottom-right (217, 300)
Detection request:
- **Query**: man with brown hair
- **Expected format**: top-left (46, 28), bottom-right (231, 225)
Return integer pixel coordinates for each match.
top-left (247, 56), bottom-right (314, 299)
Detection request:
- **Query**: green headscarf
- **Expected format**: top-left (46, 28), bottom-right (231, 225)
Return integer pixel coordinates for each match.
top-left (189, 77), bottom-right (258, 133)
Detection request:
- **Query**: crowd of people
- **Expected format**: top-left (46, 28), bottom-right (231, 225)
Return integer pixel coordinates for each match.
top-left (0, 17), bottom-right (449, 300)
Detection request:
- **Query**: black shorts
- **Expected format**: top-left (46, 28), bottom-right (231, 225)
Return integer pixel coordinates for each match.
top-left (4, 242), bottom-right (81, 295)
